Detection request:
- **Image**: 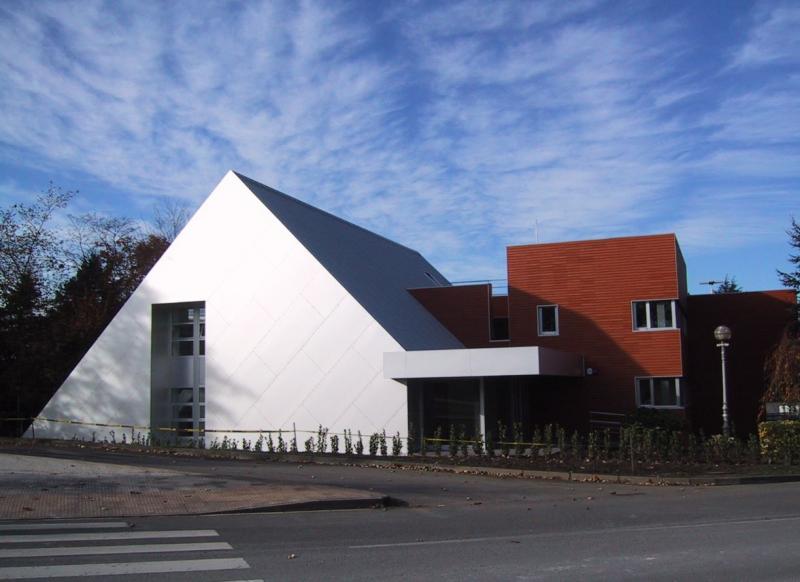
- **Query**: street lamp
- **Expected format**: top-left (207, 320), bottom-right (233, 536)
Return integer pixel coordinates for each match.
top-left (714, 325), bottom-right (732, 437)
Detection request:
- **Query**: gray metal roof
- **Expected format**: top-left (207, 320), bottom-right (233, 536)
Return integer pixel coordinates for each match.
top-left (235, 172), bottom-right (463, 351)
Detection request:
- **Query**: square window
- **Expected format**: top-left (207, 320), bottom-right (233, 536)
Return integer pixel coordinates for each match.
top-left (537, 305), bottom-right (559, 336)
top-left (173, 323), bottom-right (194, 338)
top-left (653, 378), bottom-right (678, 406)
top-left (174, 404), bottom-right (193, 419)
top-left (636, 377), bottom-right (682, 408)
top-left (171, 388), bottom-right (193, 403)
top-left (632, 300), bottom-right (676, 330)
top-left (172, 340), bottom-right (194, 356)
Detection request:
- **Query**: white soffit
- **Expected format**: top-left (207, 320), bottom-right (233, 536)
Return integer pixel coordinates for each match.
top-left (383, 346), bottom-right (584, 380)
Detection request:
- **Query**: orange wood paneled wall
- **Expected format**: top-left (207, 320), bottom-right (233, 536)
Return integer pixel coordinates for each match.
top-left (507, 234), bottom-right (687, 415)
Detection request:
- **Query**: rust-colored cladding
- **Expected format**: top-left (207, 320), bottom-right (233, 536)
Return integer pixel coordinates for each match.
top-left (409, 284), bottom-right (491, 348)
top-left (490, 295), bottom-right (509, 318)
top-left (687, 290), bottom-right (796, 436)
top-left (507, 234), bottom-right (687, 414)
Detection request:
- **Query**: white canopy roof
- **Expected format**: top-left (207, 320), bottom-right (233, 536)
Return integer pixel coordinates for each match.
top-left (383, 346), bottom-right (584, 380)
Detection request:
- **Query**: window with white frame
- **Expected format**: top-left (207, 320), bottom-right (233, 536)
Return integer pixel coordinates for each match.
top-left (636, 377), bottom-right (683, 408)
top-left (537, 305), bottom-right (559, 336)
top-left (632, 300), bottom-right (676, 330)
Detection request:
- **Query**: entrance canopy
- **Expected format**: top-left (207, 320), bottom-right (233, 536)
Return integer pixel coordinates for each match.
top-left (384, 346), bottom-right (584, 380)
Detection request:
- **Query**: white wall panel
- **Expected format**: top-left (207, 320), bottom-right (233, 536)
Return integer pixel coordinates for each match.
top-left (353, 376), bottom-right (408, 433)
top-left (253, 296), bottom-right (324, 374)
top-left (301, 268), bottom-right (347, 319)
top-left (244, 351), bottom-right (324, 431)
top-left (218, 351), bottom-right (276, 427)
top-left (302, 298), bottom-right (372, 373)
top-left (251, 244), bottom-right (319, 323)
top-left (301, 349), bottom-right (379, 426)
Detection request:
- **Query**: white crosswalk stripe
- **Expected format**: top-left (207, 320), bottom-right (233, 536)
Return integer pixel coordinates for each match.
top-left (0, 521), bottom-right (252, 580)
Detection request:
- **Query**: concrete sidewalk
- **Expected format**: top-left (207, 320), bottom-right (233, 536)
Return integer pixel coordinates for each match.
top-left (0, 452), bottom-right (386, 520)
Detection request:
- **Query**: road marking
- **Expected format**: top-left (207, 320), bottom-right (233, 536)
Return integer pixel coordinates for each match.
top-left (0, 541), bottom-right (232, 558)
top-left (350, 514), bottom-right (800, 549)
top-left (0, 522), bottom-right (130, 532)
top-left (0, 529), bottom-right (218, 544)
top-left (0, 558), bottom-right (249, 579)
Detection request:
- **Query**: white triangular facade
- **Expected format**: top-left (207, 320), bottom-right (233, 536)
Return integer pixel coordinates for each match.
top-left (29, 172), bottom-right (418, 443)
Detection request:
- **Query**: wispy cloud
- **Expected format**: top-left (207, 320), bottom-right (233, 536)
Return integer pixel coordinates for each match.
top-left (0, 0), bottom-right (797, 287)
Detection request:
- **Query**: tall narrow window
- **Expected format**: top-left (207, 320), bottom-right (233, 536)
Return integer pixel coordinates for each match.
top-left (632, 300), bottom-right (676, 330)
top-left (537, 305), bottom-right (559, 336)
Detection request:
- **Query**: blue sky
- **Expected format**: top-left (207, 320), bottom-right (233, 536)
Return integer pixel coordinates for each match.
top-left (0, 0), bottom-right (797, 293)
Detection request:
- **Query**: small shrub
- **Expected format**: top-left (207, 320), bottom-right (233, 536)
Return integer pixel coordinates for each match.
top-left (557, 427), bottom-right (566, 459)
top-left (686, 433), bottom-right (697, 463)
top-left (449, 424), bottom-right (458, 457)
top-left (380, 430), bottom-right (388, 456)
top-left (532, 426), bottom-right (542, 457)
top-left (587, 431), bottom-right (599, 462)
top-left (369, 433), bottom-right (379, 456)
top-left (344, 430), bottom-right (353, 455)
top-left (304, 436), bottom-right (314, 453)
top-left (498, 420), bottom-right (510, 457)
top-left (277, 430), bottom-right (286, 453)
top-left (759, 420), bottom-right (800, 464)
top-left (668, 431), bottom-right (681, 463)
top-left (512, 422), bottom-right (525, 456)
top-left (330, 434), bottom-right (340, 454)
top-left (457, 425), bottom-right (468, 457)
top-left (473, 432), bottom-right (484, 456)
top-left (570, 431), bottom-right (581, 462)
top-left (392, 432), bottom-right (402, 456)
top-left (254, 434), bottom-right (264, 452)
top-left (355, 431), bottom-right (364, 455)
top-left (316, 426), bottom-right (328, 454)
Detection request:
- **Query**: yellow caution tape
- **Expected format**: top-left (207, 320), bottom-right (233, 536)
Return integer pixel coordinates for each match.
top-left (3, 417), bottom-right (411, 440)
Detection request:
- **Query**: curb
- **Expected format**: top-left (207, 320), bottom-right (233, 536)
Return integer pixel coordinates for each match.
top-left (209, 495), bottom-right (400, 515)
top-left (4, 440), bottom-right (800, 487)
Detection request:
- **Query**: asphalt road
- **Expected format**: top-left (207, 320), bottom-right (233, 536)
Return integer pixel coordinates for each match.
top-left (2, 449), bottom-right (800, 580)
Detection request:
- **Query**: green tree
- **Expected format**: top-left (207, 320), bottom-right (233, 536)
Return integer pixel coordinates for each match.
top-left (0, 183), bottom-right (74, 305)
top-left (777, 217), bottom-right (800, 293)
top-left (713, 275), bottom-right (742, 294)
top-left (0, 187), bottom-right (170, 436)
top-left (762, 321), bottom-right (800, 408)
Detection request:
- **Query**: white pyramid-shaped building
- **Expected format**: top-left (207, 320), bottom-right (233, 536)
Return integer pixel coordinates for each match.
top-left (29, 171), bottom-right (462, 443)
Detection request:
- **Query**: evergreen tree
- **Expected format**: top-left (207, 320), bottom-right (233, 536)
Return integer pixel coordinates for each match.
top-left (777, 218), bottom-right (800, 294)
top-left (713, 275), bottom-right (742, 294)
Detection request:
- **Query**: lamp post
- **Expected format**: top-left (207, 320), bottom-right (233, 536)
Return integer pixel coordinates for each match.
top-left (714, 325), bottom-right (732, 437)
